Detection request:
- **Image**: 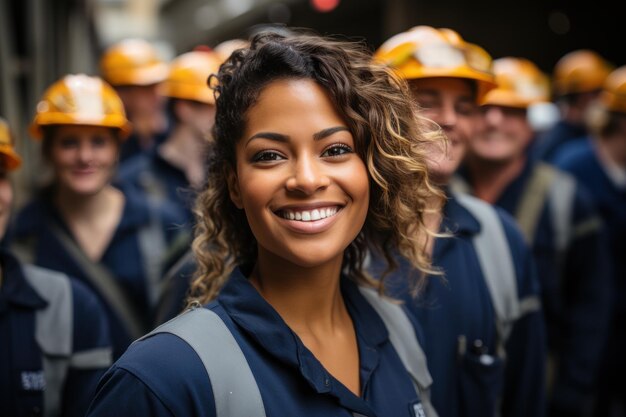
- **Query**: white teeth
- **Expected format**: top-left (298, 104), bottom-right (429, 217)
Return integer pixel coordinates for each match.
top-left (280, 207), bottom-right (340, 222)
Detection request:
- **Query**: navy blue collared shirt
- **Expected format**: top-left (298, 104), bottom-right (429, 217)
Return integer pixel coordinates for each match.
top-left (0, 250), bottom-right (111, 417)
top-left (372, 194), bottom-right (546, 417)
top-left (87, 267), bottom-right (428, 417)
top-left (10, 187), bottom-right (186, 359)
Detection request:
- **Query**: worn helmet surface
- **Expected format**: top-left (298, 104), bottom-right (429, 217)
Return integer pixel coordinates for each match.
top-left (553, 49), bottom-right (613, 96)
top-left (158, 50), bottom-right (224, 104)
top-left (375, 25), bottom-right (496, 101)
top-left (601, 65), bottom-right (626, 114)
top-left (100, 38), bottom-right (168, 87)
top-left (482, 57), bottom-right (550, 109)
top-left (0, 117), bottom-right (22, 170)
top-left (30, 74), bottom-right (132, 139)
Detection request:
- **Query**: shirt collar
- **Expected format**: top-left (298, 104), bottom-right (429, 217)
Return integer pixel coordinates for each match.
top-left (0, 250), bottom-right (47, 310)
top-left (442, 192), bottom-right (481, 236)
top-left (217, 267), bottom-right (390, 394)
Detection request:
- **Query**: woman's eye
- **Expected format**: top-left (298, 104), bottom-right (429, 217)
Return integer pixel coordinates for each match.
top-left (92, 136), bottom-right (108, 147)
top-left (252, 151), bottom-right (285, 162)
top-left (58, 137), bottom-right (79, 149)
top-left (322, 144), bottom-right (353, 158)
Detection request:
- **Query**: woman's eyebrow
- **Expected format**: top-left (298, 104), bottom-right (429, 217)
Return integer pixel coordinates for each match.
top-left (246, 132), bottom-right (289, 145)
top-left (246, 126), bottom-right (349, 145)
top-left (313, 126), bottom-right (350, 141)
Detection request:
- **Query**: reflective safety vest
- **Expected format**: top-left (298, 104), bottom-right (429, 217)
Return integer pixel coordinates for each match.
top-left (451, 193), bottom-right (542, 357)
top-left (22, 265), bottom-right (112, 417)
top-left (138, 287), bottom-right (440, 417)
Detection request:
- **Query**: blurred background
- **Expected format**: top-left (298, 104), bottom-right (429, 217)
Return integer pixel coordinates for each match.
top-left (1, 0), bottom-right (623, 205)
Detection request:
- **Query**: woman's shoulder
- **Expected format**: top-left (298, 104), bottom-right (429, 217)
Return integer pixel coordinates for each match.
top-left (89, 330), bottom-right (217, 417)
top-left (12, 195), bottom-right (52, 237)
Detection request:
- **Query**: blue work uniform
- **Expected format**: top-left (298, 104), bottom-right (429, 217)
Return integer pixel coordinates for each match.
top-left (458, 158), bottom-right (612, 416)
top-left (0, 250), bottom-right (112, 417)
top-left (531, 120), bottom-right (588, 163)
top-left (554, 139), bottom-right (626, 416)
top-left (87, 267), bottom-right (433, 417)
top-left (371, 194), bottom-right (546, 417)
top-left (120, 129), bottom-right (168, 163)
top-left (10, 187), bottom-right (187, 359)
top-left (116, 146), bottom-right (199, 230)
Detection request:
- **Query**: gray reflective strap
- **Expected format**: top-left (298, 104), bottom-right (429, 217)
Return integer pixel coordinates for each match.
top-left (49, 223), bottom-right (145, 339)
top-left (547, 169), bottom-right (575, 255)
top-left (138, 168), bottom-right (169, 202)
top-left (23, 265), bottom-right (73, 417)
top-left (69, 347), bottom-right (113, 369)
top-left (358, 287), bottom-right (439, 417)
top-left (514, 163), bottom-right (556, 244)
top-left (138, 308), bottom-right (267, 417)
top-left (449, 174), bottom-right (472, 195)
top-left (453, 193), bottom-right (519, 355)
top-left (137, 204), bottom-right (168, 307)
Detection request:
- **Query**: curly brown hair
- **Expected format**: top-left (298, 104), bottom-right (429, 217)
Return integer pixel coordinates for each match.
top-left (188, 31), bottom-right (445, 304)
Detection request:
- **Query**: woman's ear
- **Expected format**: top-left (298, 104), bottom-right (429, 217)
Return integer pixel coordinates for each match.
top-left (225, 166), bottom-right (243, 209)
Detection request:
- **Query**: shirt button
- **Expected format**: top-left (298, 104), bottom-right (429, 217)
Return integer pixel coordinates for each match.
top-left (324, 377), bottom-right (330, 386)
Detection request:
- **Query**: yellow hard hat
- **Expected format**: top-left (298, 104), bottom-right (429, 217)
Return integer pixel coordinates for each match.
top-left (158, 50), bottom-right (224, 104)
top-left (482, 57), bottom-right (550, 109)
top-left (0, 117), bottom-right (22, 171)
top-left (600, 65), bottom-right (626, 114)
top-left (374, 25), bottom-right (496, 102)
top-left (214, 39), bottom-right (250, 62)
top-left (30, 74), bottom-right (132, 139)
top-left (100, 38), bottom-right (168, 86)
top-left (553, 50), bottom-right (614, 96)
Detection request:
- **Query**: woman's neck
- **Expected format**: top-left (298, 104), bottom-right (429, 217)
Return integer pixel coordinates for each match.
top-left (249, 249), bottom-right (348, 336)
top-left (465, 154), bottom-right (527, 204)
top-left (54, 184), bottom-right (120, 221)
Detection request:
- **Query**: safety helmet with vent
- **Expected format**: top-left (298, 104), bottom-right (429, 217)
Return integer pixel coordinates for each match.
top-left (374, 25), bottom-right (496, 101)
top-left (100, 38), bottom-right (168, 87)
top-left (30, 74), bottom-right (132, 139)
top-left (0, 118), bottom-right (22, 170)
top-left (482, 57), bottom-right (550, 109)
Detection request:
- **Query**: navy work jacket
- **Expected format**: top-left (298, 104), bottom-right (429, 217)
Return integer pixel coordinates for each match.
top-left (87, 268), bottom-right (429, 417)
top-left (0, 250), bottom-right (111, 417)
top-left (372, 195), bottom-right (546, 417)
top-left (10, 187), bottom-right (185, 359)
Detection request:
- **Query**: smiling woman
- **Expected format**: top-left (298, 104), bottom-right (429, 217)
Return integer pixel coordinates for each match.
top-left (10, 74), bottom-right (188, 360)
top-left (87, 31), bottom-right (446, 417)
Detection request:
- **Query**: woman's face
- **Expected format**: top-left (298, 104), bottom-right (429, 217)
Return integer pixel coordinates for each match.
top-left (49, 125), bottom-right (119, 196)
top-left (0, 167), bottom-right (13, 239)
top-left (228, 78), bottom-right (370, 268)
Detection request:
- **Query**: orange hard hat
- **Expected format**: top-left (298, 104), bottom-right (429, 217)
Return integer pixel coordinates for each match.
top-left (600, 65), bottom-right (626, 114)
top-left (482, 57), bottom-right (550, 109)
top-left (214, 39), bottom-right (250, 62)
top-left (0, 117), bottom-right (22, 171)
top-left (158, 50), bottom-right (224, 104)
top-left (100, 38), bottom-right (168, 86)
top-left (374, 25), bottom-right (496, 102)
top-left (553, 50), bottom-right (614, 96)
top-left (30, 74), bottom-right (132, 139)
